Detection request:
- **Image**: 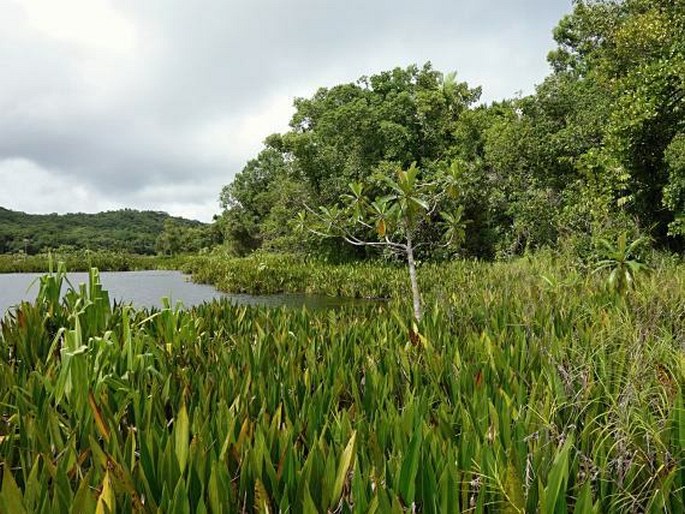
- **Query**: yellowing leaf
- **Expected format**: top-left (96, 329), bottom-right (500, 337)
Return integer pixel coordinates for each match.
top-left (95, 471), bottom-right (115, 514)
top-left (254, 479), bottom-right (270, 514)
top-left (88, 391), bottom-right (110, 443)
top-left (503, 461), bottom-right (525, 514)
top-left (376, 219), bottom-right (386, 237)
top-left (1, 469), bottom-right (27, 514)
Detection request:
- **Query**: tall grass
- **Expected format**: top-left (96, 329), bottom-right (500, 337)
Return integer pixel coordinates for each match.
top-left (0, 251), bottom-right (188, 273)
top-left (0, 257), bottom-right (683, 512)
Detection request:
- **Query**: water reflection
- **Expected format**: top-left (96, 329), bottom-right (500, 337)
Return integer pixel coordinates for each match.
top-left (0, 270), bottom-right (380, 315)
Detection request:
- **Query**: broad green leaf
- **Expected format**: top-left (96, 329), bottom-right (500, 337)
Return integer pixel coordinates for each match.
top-left (302, 484), bottom-right (318, 514)
top-left (542, 437), bottom-right (573, 514)
top-left (170, 480), bottom-right (190, 514)
top-left (573, 481), bottom-right (593, 514)
top-left (71, 470), bottom-right (96, 514)
top-left (175, 403), bottom-right (190, 475)
top-left (1, 470), bottom-right (27, 514)
top-left (331, 431), bottom-right (356, 507)
top-left (398, 427), bottom-right (422, 505)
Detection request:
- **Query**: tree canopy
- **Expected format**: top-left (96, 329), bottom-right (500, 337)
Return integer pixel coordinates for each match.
top-left (0, 208), bottom-right (213, 255)
top-left (219, 0), bottom-right (684, 259)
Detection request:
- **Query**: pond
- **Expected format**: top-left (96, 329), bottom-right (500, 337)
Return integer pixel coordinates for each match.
top-left (0, 270), bottom-right (377, 316)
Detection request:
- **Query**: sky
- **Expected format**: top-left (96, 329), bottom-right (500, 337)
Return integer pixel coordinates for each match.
top-left (0, 0), bottom-right (573, 222)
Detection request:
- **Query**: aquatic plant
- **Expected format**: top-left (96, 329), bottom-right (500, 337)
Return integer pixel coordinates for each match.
top-left (0, 258), bottom-right (683, 512)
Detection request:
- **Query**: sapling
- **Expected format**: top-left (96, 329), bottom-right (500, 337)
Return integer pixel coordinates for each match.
top-left (297, 162), bottom-right (466, 322)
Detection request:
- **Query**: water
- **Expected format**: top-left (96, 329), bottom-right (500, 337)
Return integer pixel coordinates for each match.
top-left (0, 270), bottom-right (376, 316)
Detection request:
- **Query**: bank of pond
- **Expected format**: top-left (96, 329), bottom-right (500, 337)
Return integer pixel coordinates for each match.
top-left (0, 256), bottom-right (683, 512)
top-left (0, 252), bottom-right (185, 274)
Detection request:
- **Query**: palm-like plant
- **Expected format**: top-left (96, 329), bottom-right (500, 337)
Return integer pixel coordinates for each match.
top-left (593, 232), bottom-right (650, 295)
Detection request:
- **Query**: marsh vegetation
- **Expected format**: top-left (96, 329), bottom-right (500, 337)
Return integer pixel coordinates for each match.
top-left (1, 0), bottom-right (684, 511)
top-left (0, 257), bottom-right (683, 512)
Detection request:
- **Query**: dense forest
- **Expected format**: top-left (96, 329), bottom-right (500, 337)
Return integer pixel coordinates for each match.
top-left (219, 0), bottom-right (684, 260)
top-left (0, 208), bottom-right (219, 255)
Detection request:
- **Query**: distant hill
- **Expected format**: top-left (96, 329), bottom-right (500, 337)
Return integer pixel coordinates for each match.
top-left (0, 207), bottom-right (206, 255)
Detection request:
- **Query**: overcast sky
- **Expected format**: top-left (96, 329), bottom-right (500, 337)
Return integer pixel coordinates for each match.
top-left (0, 0), bottom-right (572, 222)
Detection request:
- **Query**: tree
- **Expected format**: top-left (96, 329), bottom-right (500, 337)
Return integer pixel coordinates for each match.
top-left (155, 220), bottom-right (184, 255)
top-left (219, 64), bottom-right (480, 255)
top-left (548, 0), bottom-right (685, 246)
top-left (218, 145), bottom-right (293, 255)
top-left (664, 134), bottom-right (685, 236)
top-left (298, 163), bottom-right (465, 322)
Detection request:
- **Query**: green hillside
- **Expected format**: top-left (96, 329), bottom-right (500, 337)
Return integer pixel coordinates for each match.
top-left (0, 207), bottom-right (206, 255)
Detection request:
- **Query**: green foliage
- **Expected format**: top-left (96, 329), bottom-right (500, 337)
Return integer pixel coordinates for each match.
top-left (664, 134), bottom-right (685, 236)
top-left (182, 252), bottom-right (406, 298)
top-left (220, 63), bottom-right (480, 257)
top-left (1, 257), bottom-right (684, 512)
top-left (0, 251), bottom-right (188, 274)
top-left (548, 0), bottom-right (685, 243)
top-left (0, 208), bottom-right (209, 255)
top-left (301, 162), bottom-right (466, 320)
top-left (156, 220), bottom-right (221, 256)
top-left (217, 0), bottom-right (685, 258)
top-left (218, 146), bottom-right (299, 255)
top-left (593, 232), bottom-right (651, 295)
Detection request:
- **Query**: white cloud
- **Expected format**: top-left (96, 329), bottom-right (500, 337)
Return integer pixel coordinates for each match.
top-left (0, 158), bottom-right (216, 221)
top-left (15, 0), bottom-right (138, 53)
top-left (0, 0), bottom-right (572, 222)
top-left (195, 94), bottom-right (294, 165)
top-left (0, 158), bottom-right (121, 214)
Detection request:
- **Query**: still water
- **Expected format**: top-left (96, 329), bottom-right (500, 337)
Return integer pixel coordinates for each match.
top-left (0, 270), bottom-right (374, 316)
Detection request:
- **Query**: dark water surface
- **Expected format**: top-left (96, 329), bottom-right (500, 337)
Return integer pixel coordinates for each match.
top-left (0, 270), bottom-right (375, 316)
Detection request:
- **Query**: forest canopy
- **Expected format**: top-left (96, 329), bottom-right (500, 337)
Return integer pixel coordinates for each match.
top-left (218, 0), bottom-right (684, 260)
top-left (0, 208), bottom-right (216, 255)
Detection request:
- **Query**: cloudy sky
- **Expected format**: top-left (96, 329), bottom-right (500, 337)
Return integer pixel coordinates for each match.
top-left (0, 0), bottom-right (572, 222)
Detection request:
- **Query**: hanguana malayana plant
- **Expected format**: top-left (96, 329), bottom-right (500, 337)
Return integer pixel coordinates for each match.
top-left (296, 162), bottom-right (466, 322)
top-left (2, 259), bottom-right (684, 512)
top-left (593, 232), bottom-right (651, 296)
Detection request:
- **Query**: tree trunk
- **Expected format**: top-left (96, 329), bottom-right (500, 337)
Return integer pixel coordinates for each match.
top-left (405, 233), bottom-right (422, 322)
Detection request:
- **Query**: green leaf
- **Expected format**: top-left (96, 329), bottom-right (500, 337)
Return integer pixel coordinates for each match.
top-left (331, 431), bottom-right (357, 507)
top-left (674, 392), bottom-right (685, 454)
top-left (175, 403), bottom-right (190, 475)
top-left (398, 427), bottom-right (422, 505)
top-left (541, 436), bottom-right (573, 514)
top-left (573, 481), bottom-right (593, 514)
top-left (170, 480), bottom-right (191, 514)
top-left (302, 484), bottom-right (318, 514)
top-left (1, 469), bottom-right (27, 514)
top-left (438, 464), bottom-right (458, 513)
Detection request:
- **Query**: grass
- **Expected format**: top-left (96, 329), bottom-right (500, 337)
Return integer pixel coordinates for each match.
top-left (0, 256), bottom-right (683, 512)
top-left (0, 251), bottom-right (189, 273)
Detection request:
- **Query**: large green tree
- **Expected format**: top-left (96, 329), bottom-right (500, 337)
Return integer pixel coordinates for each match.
top-left (476, 0), bottom-right (684, 255)
top-left (550, 0), bottom-right (685, 244)
top-left (219, 63), bottom-right (480, 256)
top-left (220, 1), bottom-right (685, 259)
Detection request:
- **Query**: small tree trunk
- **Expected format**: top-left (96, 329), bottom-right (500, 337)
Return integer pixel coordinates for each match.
top-left (405, 232), bottom-right (422, 322)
